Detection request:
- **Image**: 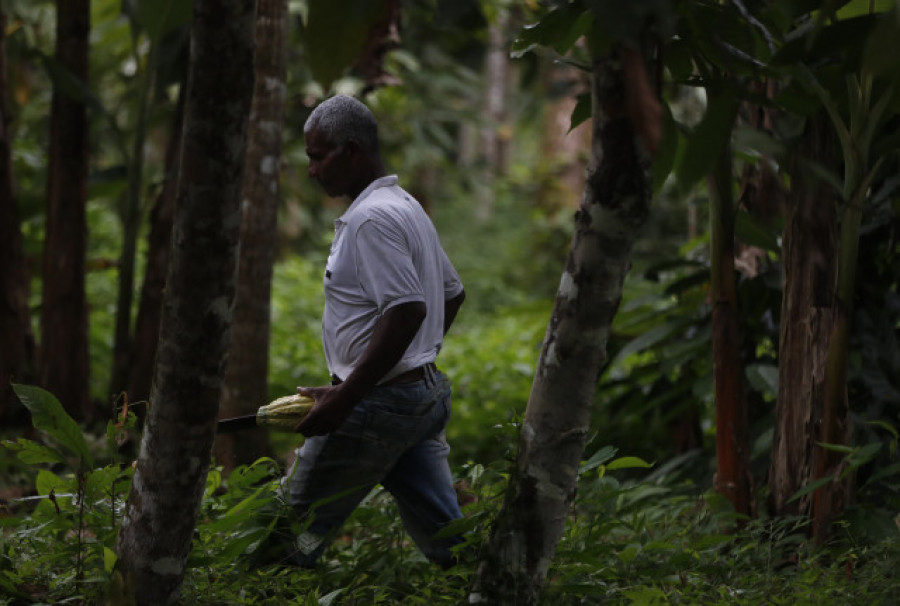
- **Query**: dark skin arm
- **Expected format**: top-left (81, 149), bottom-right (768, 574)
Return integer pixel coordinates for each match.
top-left (443, 290), bottom-right (465, 335)
top-left (295, 300), bottom-right (427, 436)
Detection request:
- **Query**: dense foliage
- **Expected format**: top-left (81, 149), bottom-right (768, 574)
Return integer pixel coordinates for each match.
top-left (3, 383), bottom-right (899, 604)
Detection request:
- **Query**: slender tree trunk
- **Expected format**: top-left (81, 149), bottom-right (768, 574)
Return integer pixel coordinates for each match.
top-left (113, 1), bottom-right (255, 603)
top-left (469, 53), bottom-right (652, 605)
top-left (708, 134), bottom-right (752, 518)
top-left (769, 112), bottom-right (840, 517)
top-left (126, 84), bottom-right (186, 410)
top-left (471, 8), bottom-right (515, 221)
top-left (214, 0), bottom-right (287, 472)
top-left (40, 0), bottom-right (90, 420)
top-left (0, 9), bottom-right (35, 420)
top-left (480, 9), bottom-right (511, 177)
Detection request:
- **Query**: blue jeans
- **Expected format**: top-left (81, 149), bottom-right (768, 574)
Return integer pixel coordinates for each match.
top-left (285, 366), bottom-right (462, 567)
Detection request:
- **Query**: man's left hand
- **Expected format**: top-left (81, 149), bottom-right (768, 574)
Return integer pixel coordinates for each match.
top-left (293, 385), bottom-right (358, 436)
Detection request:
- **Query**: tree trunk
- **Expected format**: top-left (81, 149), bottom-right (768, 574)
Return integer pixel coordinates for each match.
top-left (769, 112), bottom-right (841, 517)
top-left (708, 134), bottom-right (752, 518)
top-left (0, 9), bottom-right (35, 420)
top-left (469, 53), bottom-right (652, 606)
top-left (113, 1), bottom-right (255, 603)
top-left (480, 9), bottom-right (511, 177)
top-left (125, 84), bottom-right (186, 410)
top-left (40, 0), bottom-right (90, 420)
top-left (214, 0), bottom-right (287, 472)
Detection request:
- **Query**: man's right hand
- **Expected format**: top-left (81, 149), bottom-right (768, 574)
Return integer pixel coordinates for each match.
top-left (293, 384), bottom-right (359, 436)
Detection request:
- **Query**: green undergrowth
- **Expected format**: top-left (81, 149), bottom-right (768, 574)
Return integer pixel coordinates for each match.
top-left (3, 386), bottom-right (900, 605)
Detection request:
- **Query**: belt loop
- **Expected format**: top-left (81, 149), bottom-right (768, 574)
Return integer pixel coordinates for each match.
top-left (425, 362), bottom-right (436, 388)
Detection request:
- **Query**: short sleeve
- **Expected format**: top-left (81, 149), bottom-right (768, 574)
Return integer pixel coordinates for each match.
top-left (354, 219), bottom-right (425, 311)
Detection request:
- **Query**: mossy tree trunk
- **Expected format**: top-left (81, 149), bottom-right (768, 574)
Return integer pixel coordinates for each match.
top-left (469, 52), bottom-right (653, 605)
top-left (113, 1), bottom-right (255, 603)
top-left (214, 0), bottom-right (287, 471)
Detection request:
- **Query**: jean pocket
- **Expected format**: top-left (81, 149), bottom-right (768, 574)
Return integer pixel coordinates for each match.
top-left (358, 404), bottom-right (431, 463)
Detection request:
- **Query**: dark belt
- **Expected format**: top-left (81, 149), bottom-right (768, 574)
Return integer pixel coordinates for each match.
top-left (331, 362), bottom-right (436, 387)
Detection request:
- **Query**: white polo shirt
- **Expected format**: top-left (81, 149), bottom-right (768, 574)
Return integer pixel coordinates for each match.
top-left (322, 175), bottom-right (463, 383)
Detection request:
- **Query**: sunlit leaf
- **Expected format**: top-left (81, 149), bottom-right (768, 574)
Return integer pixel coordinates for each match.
top-left (607, 456), bottom-right (653, 471)
top-left (104, 547), bottom-right (117, 574)
top-left (35, 469), bottom-right (71, 497)
top-left (579, 445), bottom-right (618, 475)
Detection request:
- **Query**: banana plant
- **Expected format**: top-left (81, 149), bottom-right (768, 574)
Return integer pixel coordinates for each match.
top-left (795, 61), bottom-right (897, 540)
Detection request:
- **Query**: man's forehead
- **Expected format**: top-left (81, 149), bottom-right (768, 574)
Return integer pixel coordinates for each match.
top-left (306, 128), bottom-right (336, 150)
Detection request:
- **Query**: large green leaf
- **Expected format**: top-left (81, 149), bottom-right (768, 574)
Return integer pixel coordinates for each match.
top-left (12, 384), bottom-right (93, 468)
top-left (300, 0), bottom-right (386, 91)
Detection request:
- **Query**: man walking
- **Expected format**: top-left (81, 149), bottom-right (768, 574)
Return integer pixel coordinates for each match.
top-left (285, 95), bottom-right (466, 568)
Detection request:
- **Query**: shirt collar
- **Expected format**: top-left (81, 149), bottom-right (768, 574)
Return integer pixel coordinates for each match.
top-left (338, 175), bottom-right (399, 223)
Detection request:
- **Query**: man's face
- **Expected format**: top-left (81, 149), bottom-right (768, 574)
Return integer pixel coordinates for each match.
top-left (305, 128), bottom-right (349, 198)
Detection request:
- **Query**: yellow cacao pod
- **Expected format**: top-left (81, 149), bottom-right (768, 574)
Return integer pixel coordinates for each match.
top-left (255, 394), bottom-right (315, 431)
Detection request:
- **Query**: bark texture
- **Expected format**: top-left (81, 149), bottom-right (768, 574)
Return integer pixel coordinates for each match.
top-left (469, 55), bottom-right (652, 605)
top-left (40, 0), bottom-right (90, 420)
top-left (113, 1), bottom-right (255, 603)
top-left (214, 0), bottom-right (287, 471)
top-left (0, 10), bottom-right (35, 419)
top-left (769, 112), bottom-right (843, 517)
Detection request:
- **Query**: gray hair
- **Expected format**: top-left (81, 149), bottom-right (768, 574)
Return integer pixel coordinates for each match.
top-left (303, 95), bottom-right (379, 152)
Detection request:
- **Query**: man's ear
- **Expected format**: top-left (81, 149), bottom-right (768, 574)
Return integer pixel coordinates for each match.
top-left (343, 139), bottom-right (362, 158)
